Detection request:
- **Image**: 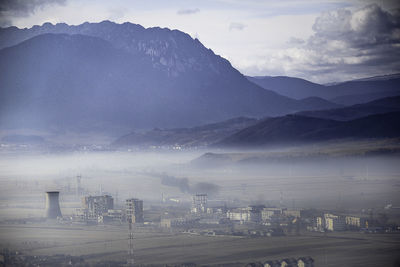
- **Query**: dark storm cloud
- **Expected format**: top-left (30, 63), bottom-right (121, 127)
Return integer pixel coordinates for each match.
top-left (288, 3), bottom-right (400, 82)
top-left (177, 8), bottom-right (200, 15)
top-left (0, 0), bottom-right (66, 26)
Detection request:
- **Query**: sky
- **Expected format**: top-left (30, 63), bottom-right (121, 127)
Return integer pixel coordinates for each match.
top-left (0, 0), bottom-right (399, 83)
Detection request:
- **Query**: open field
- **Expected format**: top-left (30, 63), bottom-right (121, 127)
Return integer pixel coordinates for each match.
top-left (0, 223), bottom-right (399, 266)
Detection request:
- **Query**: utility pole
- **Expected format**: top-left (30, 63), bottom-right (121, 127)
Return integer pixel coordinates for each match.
top-left (76, 175), bottom-right (82, 197)
top-left (127, 222), bottom-right (134, 266)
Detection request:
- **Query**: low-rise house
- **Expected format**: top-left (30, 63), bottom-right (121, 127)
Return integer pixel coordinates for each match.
top-left (250, 257), bottom-right (314, 267)
top-left (245, 262), bottom-right (263, 267)
top-left (280, 258), bottom-right (297, 267)
top-left (199, 218), bottom-right (221, 225)
top-left (160, 217), bottom-right (199, 228)
top-left (263, 260), bottom-right (280, 267)
top-left (297, 256), bottom-right (314, 267)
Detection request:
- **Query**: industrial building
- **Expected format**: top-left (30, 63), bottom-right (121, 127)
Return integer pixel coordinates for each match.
top-left (45, 191), bottom-right (62, 219)
top-left (160, 217), bottom-right (198, 228)
top-left (283, 208), bottom-right (301, 218)
top-left (248, 205), bottom-right (265, 223)
top-left (261, 207), bottom-right (282, 221)
top-left (73, 194), bottom-right (144, 225)
top-left (227, 207), bottom-right (251, 223)
top-left (126, 198), bottom-right (144, 223)
top-left (191, 194), bottom-right (208, 214)
top-left (98, 209), bottom-right (124, 224)
top-left (82, 195), bottom-right (114, 219)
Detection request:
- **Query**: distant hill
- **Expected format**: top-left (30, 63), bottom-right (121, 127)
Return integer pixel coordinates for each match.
top-left (297, 97), bottom-right (342, 110)
top-left (216, 112), bottom-right (400, 147)
top-left (0, 21), bottom-right (337, 135)
top-left (247, 76), bottom-right (325, 100)
top-left (349, 73), bottom-right (400, 82)
top-left (192, 139), bottom-right (400, 167)
top-left (114, 96), bottom-right (400, 148)
top-left (329, 91), bottom-right (400, 106)
top-left (296, 96), bottom-right (400, 121)
top-left (113, 117), bottom-right (257, 148)
top-left (1, 134), bottom-right (45, 144)
top-left (328, 79), bottom-right (400, 105)
top-left (247, 75), bottom-right (400, 104)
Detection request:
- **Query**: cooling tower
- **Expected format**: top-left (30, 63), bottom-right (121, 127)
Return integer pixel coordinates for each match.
top-left (45, 191), bottom-right (62, 219)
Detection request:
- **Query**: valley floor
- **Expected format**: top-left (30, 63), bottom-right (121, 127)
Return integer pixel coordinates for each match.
top-left (0, 223), bottom-right (399, 266)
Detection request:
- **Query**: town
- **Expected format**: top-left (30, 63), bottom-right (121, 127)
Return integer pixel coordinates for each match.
top-left (1, 182), bottom-right (399, 266)
top-left (61, 192), bottom-right (398, 235)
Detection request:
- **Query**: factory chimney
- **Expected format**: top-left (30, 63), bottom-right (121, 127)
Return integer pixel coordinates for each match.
top-left (45, 191), bottom-right (62, 219)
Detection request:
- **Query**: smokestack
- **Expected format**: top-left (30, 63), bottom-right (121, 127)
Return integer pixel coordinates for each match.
top-left (45, 191), bottom-right (62, 219)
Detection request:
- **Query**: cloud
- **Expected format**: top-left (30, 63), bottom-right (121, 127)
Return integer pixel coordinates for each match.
top-left (177, 8), bottom-right (200, 15)
top-left (288, 37), bottom-right (305, 45)
top-left (303, 3), bottom-right (400, 81)
top-left (0, 0), bottom-right (67, 26)
top-left (244, 4), bottom-right (400, 83)
top-left (107, 7), bottom-right (127, 22)
top-left (229, 22), bottom-right (247, 31)
top-left (310, 4), bottom-right (399, 50)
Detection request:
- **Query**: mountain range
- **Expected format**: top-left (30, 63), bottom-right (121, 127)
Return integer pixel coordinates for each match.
top-left (1, 21), bottom-right (399, 145)
top-left (0, 21), bottom-right (340, 135)
top-left (247, 75), bottom-right (400, 105)
top-left (112, 96), bottom-right (400, 148)
top-left (113, 117), bottom-right (257, 148)
top-left (296, 96), bottom-right (400, 121)
top-left (216, 112), bottom-right (400, 148)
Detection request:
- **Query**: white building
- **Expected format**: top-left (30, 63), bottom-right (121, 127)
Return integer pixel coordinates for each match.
top-left (261, 207), bottom-right (282, 221)
top-left (227, 208), bottom-right (250, 223)
top-left (345, 216), bottom-right (367, 228)
top-left (283, 208), bottom-right (301, 218)
top-left (324, 213), bottom-right (346, 231)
